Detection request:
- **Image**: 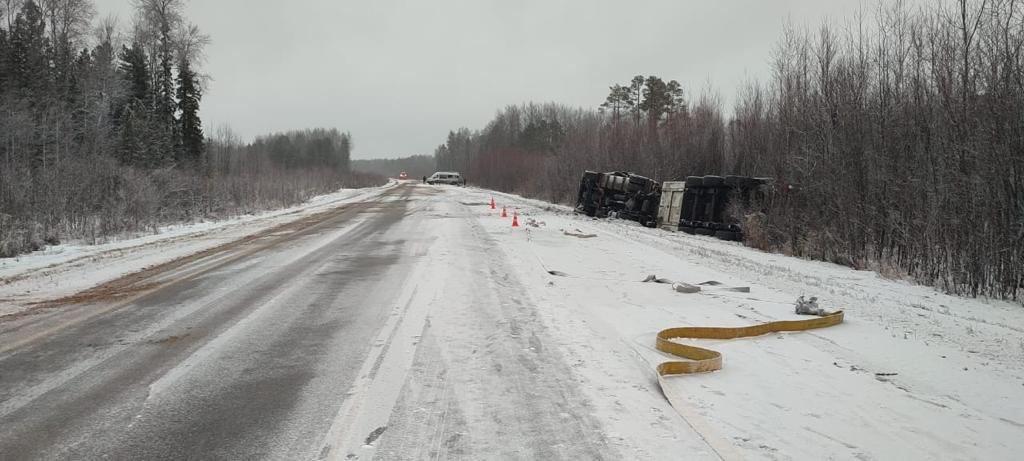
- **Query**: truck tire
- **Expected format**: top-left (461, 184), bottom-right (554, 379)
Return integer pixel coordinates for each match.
top-left (685, 176), bottom-right (703, 188)
top-left (715, 230), bottom-right (741, 242)
top-left (680, 227), bottom-right (696, 235)
top-left (695, 227), bottom-right (714, 236)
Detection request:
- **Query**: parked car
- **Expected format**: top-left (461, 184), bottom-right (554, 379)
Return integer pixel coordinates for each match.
top-left (426, 172), bottom-right (465, 186)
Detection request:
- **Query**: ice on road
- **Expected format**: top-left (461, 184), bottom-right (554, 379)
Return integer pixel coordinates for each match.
top-left (0, 182), bottom-right (1022, 460)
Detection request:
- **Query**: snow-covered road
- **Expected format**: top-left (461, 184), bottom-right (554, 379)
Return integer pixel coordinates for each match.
top-left (0, 182), bottom-right (1021, 460)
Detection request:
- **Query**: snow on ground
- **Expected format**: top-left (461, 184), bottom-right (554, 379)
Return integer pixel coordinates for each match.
top-left (457, 186), bottom-right (1024, 460)
top-left (0, 182), bottom-right (397, 318)
top-left (4, 181), bottom-right (1022, 459)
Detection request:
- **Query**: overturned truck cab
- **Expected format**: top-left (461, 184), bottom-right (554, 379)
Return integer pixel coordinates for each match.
top-left (575, 171), bottom-right (662, 228)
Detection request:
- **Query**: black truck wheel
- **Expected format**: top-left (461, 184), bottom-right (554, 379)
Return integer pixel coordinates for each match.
top-left (715, 230), bottom-right (741, 241)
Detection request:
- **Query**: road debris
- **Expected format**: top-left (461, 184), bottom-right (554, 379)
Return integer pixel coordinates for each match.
top-left (795, 296), bottom-right (833, 316)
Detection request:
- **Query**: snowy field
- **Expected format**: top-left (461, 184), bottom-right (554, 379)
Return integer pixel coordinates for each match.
top-left (2, 181), bottom-right (1021, 460)
top-left (458, 186), bottom-right (1024, 460)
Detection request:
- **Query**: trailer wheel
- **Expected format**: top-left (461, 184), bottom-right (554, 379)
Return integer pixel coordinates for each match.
top-left (680, 227), bottom-right (696, 235)
top-left (685, 176), bottom-right (703, 188)
top-left (695, 228), bottom-right (714, 236)
top-left (715, 230), bottom-right (741, 241)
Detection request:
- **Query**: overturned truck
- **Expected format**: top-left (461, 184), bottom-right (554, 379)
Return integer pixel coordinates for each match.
top-left (575, 171), bottom-right (662, 227)
top-left (576, 170), bottom-right (771, 241)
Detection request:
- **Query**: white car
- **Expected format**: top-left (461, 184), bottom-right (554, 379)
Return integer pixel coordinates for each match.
top-left (426, 172), bottom-right (465, 186)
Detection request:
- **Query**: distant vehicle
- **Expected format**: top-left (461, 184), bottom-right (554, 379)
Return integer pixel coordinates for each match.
top-left (426, 172), bottom-right (465, 186)
top-left (399, 172), bottom-right (409, 180)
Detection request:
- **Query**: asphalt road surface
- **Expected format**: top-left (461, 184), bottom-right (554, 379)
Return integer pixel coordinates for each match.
top-left (0, 184), bottom-right (611, 460)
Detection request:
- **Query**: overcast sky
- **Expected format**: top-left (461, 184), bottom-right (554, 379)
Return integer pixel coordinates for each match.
top-left (93, 0), bottom-right (863, 159)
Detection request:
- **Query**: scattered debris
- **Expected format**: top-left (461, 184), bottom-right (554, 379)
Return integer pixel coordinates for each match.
top-left (562, 229), bottom-right (596, 239)
top-left (548, 270), bottom-right (570, 277)
top-left (672, 282), bottom-right (702, 294)
top-left (795, 296), bottom-right (832, 316)
top-left (642, 274), bottom-right (674, 284)
top-left (364, 426), bottom-right (387, 446)
top-left (641, 275), bottom-right (744, 294)
top-left (526, 218), bottom-right (547, 228)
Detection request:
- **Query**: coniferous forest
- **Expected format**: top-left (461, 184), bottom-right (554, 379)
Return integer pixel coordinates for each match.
top-left (434, 0), bottom-right (1023, 301)
top-left (0, 0), bottom-right (360, 258)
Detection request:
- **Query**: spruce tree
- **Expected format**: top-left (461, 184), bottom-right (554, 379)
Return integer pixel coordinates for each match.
top-left (9, 1), bottom-right (48, 98)
top-left (0, 26), bottom-right (9, 95)
top-left (154, 20), bottom-right (177, 162)
top-left (118, 44), bottom-right (149, 104)
top-left (176, 57), bottom-right (203, 165)
top-left (116, 43), bottom-right (156, 167)
top-left (9, 1), bottom-right (49, 170)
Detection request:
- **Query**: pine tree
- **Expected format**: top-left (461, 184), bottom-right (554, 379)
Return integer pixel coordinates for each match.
top-left (0, 23), bottom-right (8, 172)
top-left (176, 57), bottom-right (203, 165)
top-left (78, 38), bottom-right (118, 157)
top-left (118, 44), bottom-right (149, 104)
top-left (600, 85), bottom-right (633, 120)
top-left (666, 80), bottom-right (686, 119)
top-left (641, 76), bottom-right (671, 124)
top-left (9, 1), bottom-right (49, 170)
top-left (116, 43), bottom-right (157, 167)
top-left (9, 1), bottom-right (48, 98)
top-left (0, 25), bottom-right (9, 95)
top-left (629, 75), bottom-right (645, 126)
top-left (154, 15), bottom-right (177, 160)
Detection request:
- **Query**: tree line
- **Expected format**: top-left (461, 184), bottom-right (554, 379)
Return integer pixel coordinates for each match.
top-left (0, 0), bottom-right (363, 257)
top-left (434, 0), bottom-right (1023, 301)
top-left (352, 154), bottom-right (436, 180)
top-left (203, 126), bottom-right (360, 213)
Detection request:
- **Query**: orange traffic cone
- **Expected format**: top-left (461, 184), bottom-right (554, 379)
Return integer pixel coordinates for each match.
top-left (490, 197), bottom-right (496, 209)
top-left (501, 206), bottom-right (508, 218)
top-left (512, 213), bottom-right (520, 228)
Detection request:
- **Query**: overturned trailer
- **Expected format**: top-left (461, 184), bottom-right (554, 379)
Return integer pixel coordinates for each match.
top-left (674, 175), bottom-right (771, 241)
top-left (575, 171), bottom-right (662, 227)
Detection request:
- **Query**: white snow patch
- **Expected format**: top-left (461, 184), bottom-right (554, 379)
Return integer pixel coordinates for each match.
top-left (458, 186), bottom-right (1024, 460)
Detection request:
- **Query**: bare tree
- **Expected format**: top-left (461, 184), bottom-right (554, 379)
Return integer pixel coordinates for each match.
top-left (41, 0), bottom-right (96, 50)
